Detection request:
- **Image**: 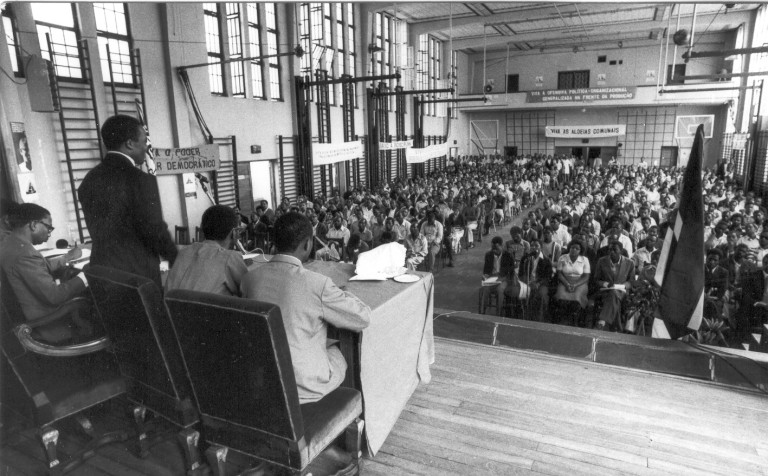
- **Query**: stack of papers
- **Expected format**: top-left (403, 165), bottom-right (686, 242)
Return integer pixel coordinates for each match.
top-left (482, 276), bottom-right (499, 286)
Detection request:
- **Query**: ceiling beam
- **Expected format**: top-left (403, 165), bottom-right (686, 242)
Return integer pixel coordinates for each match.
top-left (447, 10), bottom-right (750, 51)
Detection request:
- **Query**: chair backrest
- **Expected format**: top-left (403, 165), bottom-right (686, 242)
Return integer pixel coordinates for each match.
top-left (176, 225), bottom-right (190, 245)
top-left (84, 265), bottom-right (197, 426)
top-left (163, 289), bottom-right (303, 442)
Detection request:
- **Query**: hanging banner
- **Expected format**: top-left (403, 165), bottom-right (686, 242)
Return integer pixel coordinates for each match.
top-left (527, 86), bottom-right (636, 103)
top-left (313, 141), bottom-right (364, 166)
top-left (152, 144), bottom-right (220, 175)
top-left (406, 142), bottom-right (449, 164)
top-left (379, 139), bottom-right (413, 151)
top-left (545, 125), bottom-right (626, 138)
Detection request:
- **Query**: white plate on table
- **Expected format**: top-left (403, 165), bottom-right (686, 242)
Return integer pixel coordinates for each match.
top-left (393, 274), bottom-right (420, 283)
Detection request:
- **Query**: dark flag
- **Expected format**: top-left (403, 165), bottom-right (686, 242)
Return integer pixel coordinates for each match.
top-left (135, 99), bottom-right (156, 175)
top-left (652, 124), bottom-right (705, 339)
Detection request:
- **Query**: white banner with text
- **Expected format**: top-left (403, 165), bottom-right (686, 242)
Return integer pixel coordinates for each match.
top-left (379, 139), bottom-right (414, 151)
top-left (153, 144), bottom-right (220, 175)
top-left (313, 141), bottom-right (364, 166)
top-left (406, 142), bottom-right (449, 164)
top-left (545, 125), bottom-right (626, 138)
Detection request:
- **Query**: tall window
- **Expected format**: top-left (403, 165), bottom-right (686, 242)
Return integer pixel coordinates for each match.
top-left (2, 7), bottom-right (23, 77)
top-left (31, 3), bottom-right (82, 79)
top-left (94, 3), bottom-right (134, 84)
top-left (418, 34), bottom-right (443, 116)
top-left (203, 3), bottom-right (224, 94)
top-left (247, 3), bottom-right (264, 99)
top-left (226, 3), bottom-right (245, 97)
top-left (298, 3), bottom-right (357, 106)
top-left (374, 12), bottom-right (396, 110)
top-left (557, 70), bottom-right (589, 89)
top-left (264, 3), bottom-right (281, 100)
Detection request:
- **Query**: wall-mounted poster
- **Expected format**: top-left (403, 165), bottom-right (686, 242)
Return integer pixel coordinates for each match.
top-left (597, 73), bottom-right (607, 86)
top-left (17, 172), bottom-right (39, 203)
top-left (183, 173), bottom-right (197, 198)
top-left (535, 76), bottom-right (544, 87)
top-left (646, 70), bottom-right (657, 82)
top-left (11, 122), bottom-right (32, 171)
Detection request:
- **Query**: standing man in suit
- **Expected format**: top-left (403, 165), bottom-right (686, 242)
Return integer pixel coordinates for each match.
top-left (594, 241), bottom-right (635, 331)
top-left (0, 203), bottom-right (88, 342)
top-left (78, 115), bottom-right (177, 287)
top-left (240, 212), bottom-right (370, 403)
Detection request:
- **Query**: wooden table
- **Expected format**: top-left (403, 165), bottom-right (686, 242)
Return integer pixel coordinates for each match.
top-left (247, 258), bottom-right (435, 456)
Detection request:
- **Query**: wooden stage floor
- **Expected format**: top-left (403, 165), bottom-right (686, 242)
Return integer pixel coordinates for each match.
top-left (3, 337), bottom-right (768, 475)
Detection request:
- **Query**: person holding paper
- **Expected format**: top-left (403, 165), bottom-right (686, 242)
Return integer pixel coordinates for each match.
top-left (480, 236), bottom-right (514, 315)
top-left (0, 203), bottom-right (89, 342)
top-left (404, 224), bottom-right (428, 271)
top-left (593, 241), bottom-right (635, 331)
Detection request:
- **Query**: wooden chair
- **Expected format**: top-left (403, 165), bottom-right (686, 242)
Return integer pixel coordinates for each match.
top-left (84, 266), bottom-right (205, 474)
top-left (164, 289), bottom-right (365, 476)
top-left (175, 225), bottom-right (191, 245)
top-left (0, 272), bottom-right (128, 475)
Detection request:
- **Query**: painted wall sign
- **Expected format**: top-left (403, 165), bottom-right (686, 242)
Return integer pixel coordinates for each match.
top-left (406, 142), bottom-right (448, 164)
top-left (545, 125), bottom-right (627, 138)
top-left (152, 144), bottom-right (220, 175)
top-left (312, 141), bottom-right (364, 166)
top-left (378, 139), bottom-right (413, 150)
top-left (527, 86), bottom-right (636, 103)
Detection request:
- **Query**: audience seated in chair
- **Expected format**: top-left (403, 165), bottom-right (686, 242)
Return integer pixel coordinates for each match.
top-left (420, 211), bottom-right (443, 273)
top-left (165, 204), bottom-right (248, 296)
top-left (554, 240), bottom-right (591, 326)
top-left (593, 240), bottom-right (635, 331)
top-left (479, 236), bottom-right (515, 316)
top-left (404, 223), bottom-right (428, 271)
top-left (241, 212), bottom-right (371, 403)
top-left (512, 239), bottom-right (553, 322)
top-left (0, 203), bottom-right (91, 343)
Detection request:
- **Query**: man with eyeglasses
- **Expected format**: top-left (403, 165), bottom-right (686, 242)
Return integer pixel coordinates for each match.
top-left (78, 115), bottom-right (177, 288)
top-left (0, 203), bottom-right (89, 342)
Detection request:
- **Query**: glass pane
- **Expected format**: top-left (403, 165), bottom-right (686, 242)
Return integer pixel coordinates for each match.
top-left (31, 3), bottom-right (74, 27)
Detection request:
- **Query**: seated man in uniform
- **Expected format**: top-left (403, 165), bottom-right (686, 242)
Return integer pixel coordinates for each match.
top-left (0, 203), bottom-right (89, 342)
top-left (165, 205), bottom-right (248, 296)
top-left (241, 212), bottom-right (371, 403)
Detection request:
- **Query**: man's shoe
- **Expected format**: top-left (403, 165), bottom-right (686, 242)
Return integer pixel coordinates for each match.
top-left (447, 262), bottom-right (454, 267)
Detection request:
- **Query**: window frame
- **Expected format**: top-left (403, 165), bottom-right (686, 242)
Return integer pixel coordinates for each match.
top-left (203, 2), bottom-right (225, 95)
top-left (33, 3), bottom-right (85, 81)
top-left (2, 7), bottom-right (24, 77)
top-left (557, 69), bottom-right (590, 89)
top-left (264, 2), bottom-right (282, 101)
top-left (93, 3), bottom-right (135, 86)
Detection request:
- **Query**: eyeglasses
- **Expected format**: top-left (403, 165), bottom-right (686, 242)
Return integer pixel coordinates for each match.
top-left (37, 221), bottom-right (55, 233)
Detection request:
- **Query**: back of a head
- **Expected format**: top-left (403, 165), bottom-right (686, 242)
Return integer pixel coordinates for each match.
top-left (7, 203), bottom-right (49, 229)
top-left (202, 205), bottom-right (239, 241)
top-left (102, 114), bottom-right (141, 151)
top-left (274, 212), bottom-right (312, 253)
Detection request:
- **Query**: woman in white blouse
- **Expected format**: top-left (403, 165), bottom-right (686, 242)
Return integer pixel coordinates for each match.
top-left (555, 240), bottom-right (591, 324)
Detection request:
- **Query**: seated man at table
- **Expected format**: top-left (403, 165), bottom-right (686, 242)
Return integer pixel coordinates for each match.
top-left (0, 203), bottom-right (88, 342)
top-left (241, 212), bottom-right (371, 403)
top-left (165, 205), bottom-right (248, 296)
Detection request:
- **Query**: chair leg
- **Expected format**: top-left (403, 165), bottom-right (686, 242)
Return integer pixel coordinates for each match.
top-left (178, 428), bottom-right (207, 476)
top-left (131, 405), bottom-right (151, 458)
top-left (40, 426), bottom-right (62, 474)
top-left (205, 445), bottom-right (230, 476)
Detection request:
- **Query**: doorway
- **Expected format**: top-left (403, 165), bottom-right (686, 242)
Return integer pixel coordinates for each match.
top-left (660, 146), bottom-right (678, 167)
top-left (247, 160), bottom-right (277, 214)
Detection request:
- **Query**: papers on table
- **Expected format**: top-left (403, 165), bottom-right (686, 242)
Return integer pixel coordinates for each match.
top-left (600, 284), bottom-right (626, 291)
top-left (349, 273), bottom-right (388, 281)
top-left (481, 276), bottom-right (499, 286)
top-left (40, 248), bottom-right (66, 258)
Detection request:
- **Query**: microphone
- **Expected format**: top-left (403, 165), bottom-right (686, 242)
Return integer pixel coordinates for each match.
top-left (195, 173), bottom-right (209, 184)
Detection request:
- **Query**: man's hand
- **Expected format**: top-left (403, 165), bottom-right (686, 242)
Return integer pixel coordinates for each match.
top-left (64, 245), bottom-right (83, 262)
top-left (482, 274), bottom-right (489, 280)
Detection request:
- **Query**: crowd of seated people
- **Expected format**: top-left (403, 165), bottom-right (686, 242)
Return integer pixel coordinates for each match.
top-left (474, 155), bottom-right (766, 347)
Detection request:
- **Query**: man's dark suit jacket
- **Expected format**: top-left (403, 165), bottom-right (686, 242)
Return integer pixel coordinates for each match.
top-left (483, 250), bottom-right (515, 279)
top-left (704, 265), bottom-right (729, 300)
top-left (518, 252), bottom-right (553, 284)
top-left (78, 152), bottom-right (177, 287)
